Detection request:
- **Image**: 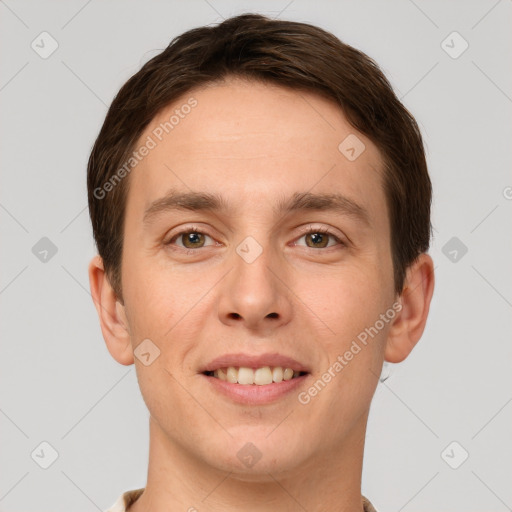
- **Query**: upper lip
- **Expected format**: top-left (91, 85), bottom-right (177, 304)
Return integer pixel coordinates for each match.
top-left (200, 352), bottom-right (310, 373)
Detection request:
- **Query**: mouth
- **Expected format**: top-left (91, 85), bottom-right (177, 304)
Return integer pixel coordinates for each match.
top-left (199, 353), bottom-right (311, 404)
top-left (203, 366), bottom-right (309, 386)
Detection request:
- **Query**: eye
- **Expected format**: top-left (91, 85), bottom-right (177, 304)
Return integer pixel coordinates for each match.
top-left (294, 226), bottom-right (344, 249)
top-left (164, 225), bottom-right (345, 252)
top-left (165, 228), bottom-right (215, 250)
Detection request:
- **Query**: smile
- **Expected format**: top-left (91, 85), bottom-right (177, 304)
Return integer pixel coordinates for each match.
top-left (203, 366), bottom-right (307, 385)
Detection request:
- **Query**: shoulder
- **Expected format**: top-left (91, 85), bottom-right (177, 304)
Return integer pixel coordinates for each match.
top-left (104, 488), bottom-right (145, 512)
top-left (362, 495), bottom-right (378, 512)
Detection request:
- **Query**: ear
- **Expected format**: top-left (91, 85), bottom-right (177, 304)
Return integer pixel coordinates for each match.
top-left (384, 253), bottom-right (435, 363)
top-left (88, 255), bottom-right (134, 365)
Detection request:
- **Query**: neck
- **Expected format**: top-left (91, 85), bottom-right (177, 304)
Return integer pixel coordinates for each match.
top-left (129, 415), bottom-right (368, 512)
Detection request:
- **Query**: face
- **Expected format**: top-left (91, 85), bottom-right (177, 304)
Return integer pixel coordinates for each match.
top-left (117, 78), bottom-right (396, 477)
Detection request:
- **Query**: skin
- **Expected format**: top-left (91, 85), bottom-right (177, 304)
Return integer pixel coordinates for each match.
top-left (89, 77), bottom-right (434, 512)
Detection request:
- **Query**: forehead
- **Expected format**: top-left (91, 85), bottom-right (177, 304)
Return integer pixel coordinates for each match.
top-left (126, 77), bottom-right (388, 227)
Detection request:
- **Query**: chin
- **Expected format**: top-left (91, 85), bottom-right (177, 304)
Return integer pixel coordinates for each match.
top-left (202, 428), bottom-right (309, 477)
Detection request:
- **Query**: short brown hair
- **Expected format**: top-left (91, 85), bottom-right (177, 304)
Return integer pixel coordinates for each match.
top-left (87, 13), bottom-right (432, 301)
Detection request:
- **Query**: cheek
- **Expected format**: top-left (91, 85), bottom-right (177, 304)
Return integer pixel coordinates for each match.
top-left (122, 247), bottom-right (180, 330)
top-left (299, 261), bottom-right (392, 410)
top-left (306, 263), bottom-right (390, 338)
top-left (122, 260), bottom-right (205, 371)
top-left (304, 271), bottom-right (391, 432)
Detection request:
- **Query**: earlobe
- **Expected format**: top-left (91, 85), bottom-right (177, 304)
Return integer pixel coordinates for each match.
top-left (384, 253), bottom-right (435, 363)
top-left (88, 255), bottom-right (134, 366)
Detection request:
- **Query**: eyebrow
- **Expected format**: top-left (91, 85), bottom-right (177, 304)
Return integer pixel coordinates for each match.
top-left (143, 188), bottom-right (371, 227)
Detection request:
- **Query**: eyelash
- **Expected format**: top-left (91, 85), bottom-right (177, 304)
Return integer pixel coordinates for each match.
top-left (165, 225), bottom-right (345, 252)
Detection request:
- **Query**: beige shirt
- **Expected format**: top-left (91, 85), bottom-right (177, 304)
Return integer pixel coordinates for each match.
top-left (105, 488), bottom-right (378, 511)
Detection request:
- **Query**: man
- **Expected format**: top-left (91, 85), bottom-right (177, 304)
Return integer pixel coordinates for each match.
top-left (88, 13), bottom-right (434, 512)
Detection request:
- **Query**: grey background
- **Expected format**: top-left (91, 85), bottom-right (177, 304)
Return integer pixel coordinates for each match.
top-left (1, 1), bottom-right (511, 511)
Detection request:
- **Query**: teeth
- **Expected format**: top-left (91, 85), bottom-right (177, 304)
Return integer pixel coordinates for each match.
top-left (226, 367), bottom-right (238, 383)
top-left (212, 366), bottom-right (303, 385)
top-left (283, 368), bottom-right (294, 380)
top-left (272, 367), bottom-right (283, 383)
top-left (237, 367), bottom-right (254, 385)
top-left (254, 366), bottom-right (273, 385)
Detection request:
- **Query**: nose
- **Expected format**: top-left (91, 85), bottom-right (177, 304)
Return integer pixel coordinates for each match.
top-left (217, 242), bottom-right (293, 334)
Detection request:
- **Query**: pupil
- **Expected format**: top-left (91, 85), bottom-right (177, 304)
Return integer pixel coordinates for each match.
top-left (185, 232), bottom-right (203, 248)
top-left (308, 233), bottom-right (327, 248)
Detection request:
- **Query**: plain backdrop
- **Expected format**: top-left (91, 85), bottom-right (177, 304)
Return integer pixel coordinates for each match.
top-left (1, 1), bottom-right (511, 511)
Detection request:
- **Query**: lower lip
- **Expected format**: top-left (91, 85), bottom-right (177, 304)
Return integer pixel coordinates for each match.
top-left (202, 374), bottom-right (309, 405)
